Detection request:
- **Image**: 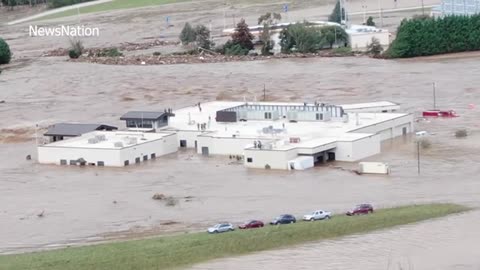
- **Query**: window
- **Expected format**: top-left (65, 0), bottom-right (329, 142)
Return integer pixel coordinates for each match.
top-left (247, 158), bottom-right (253, 163)
top-left (124, 160), bottom-right (129, 166)
top-left (97, 161), bottom-right (105, 166)
top-left (143, 155), bottom-right (148, 161)
top-left (126, 120), bottom-right (153, 128)
top-left (135, 157), bottom-right (140, 164)
top-left (60, 159), bottom-right (67, 165)
top-left (69, 160), bottom-right (77, 165)
top-left (151, 153), bottom-right (156, 159)
top-left (316, 113), bottom-right (323, 120)
top-left (264, 112), bottom-right (272, 119)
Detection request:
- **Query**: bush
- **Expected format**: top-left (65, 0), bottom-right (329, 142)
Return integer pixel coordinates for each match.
top-left (366, 37), bottom-right (383, 56)
top-left (153, 51), bottom-right (161, 56)
top-left (194, 25), bottom-right (214, 50)
top-left (230, 19), bottom-right (254, 51)
top-left (48, 0), bottom-right (94, 9)
top-left (98, 48), bottom-right (123, 57)
top-left (386, 14), bottom-right (480, 58)
top-left (179, 23), bottom-right (196, 45)
top-left (0, 38), bottom-right (12, 65)
top-left (68, 38), bottom-right (83, 59)
top-left (320, 25), bottom-right (349, 48)
top-left (333, 46), bottom-right (352, 54)
top-left (455, 129), bottom-right (468, 138)
top-left (224, 42), bottom-right (249, 55)
top-left (366, 16), bottom-right (375, 26)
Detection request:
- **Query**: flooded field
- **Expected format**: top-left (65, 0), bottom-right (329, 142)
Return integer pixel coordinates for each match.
top-left (0, 0), bottom-right (479, 268)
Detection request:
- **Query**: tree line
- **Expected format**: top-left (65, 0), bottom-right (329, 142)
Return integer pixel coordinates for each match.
top-left (386, 14), bottom-right (480, 58)
top-left (1, 0), bottom-right (94, 9)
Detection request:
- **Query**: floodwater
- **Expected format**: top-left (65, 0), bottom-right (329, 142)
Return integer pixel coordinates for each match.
top-left (0, 0), bottom-right (479, 268)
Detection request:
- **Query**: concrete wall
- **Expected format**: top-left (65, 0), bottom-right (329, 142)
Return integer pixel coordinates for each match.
top-left (38, 134), bottom-right (178, 167)
top-left (335, 134), bottom-right (381, 162)
top-left (176, 130), bottom-right (203, 148)
top-left (244, 148), bottom-right (298, 170)
top-left (349, 32), bottom-right (390, 51)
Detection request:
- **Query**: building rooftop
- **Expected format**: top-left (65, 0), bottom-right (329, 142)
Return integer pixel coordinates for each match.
top-left (44, 123), bottom-right (117, 137)
top-left (40, 131), bottom-right (175, 149)
top-left (120, 111), bottom-right (169, 120)
top-left (166, 101), bottom-right (410, 150)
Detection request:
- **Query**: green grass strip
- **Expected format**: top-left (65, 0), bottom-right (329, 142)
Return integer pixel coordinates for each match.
top-left (38, 0), bottom-right (188, 21)
top-left (0, 203), bottom-right (470, 270)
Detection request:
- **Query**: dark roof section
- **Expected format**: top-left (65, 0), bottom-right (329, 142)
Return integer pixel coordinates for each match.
top-left (44, 123), bottom-right (118, 137)
top-left (120, 111), bottom-right (173, 120)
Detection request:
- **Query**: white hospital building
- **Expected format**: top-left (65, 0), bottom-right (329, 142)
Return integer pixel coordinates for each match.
top-left (37, 100), bottom-right (413, 170)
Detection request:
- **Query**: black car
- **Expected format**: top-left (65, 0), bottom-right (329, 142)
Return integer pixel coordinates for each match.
top-left (270, 214), bottom-right (296, 225)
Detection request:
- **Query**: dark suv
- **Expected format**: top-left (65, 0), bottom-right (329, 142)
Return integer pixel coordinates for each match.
top-left (270, 214), bottom-right (296, 225)
top-left (346, 204), bottom-right (374, 216)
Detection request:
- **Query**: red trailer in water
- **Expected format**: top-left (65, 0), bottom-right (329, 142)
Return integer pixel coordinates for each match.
top-left (422, 110), bottom-right (458, 118)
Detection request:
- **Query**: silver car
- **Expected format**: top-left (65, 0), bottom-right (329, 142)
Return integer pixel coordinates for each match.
top-left (207, 223), bottom-right (234, 234)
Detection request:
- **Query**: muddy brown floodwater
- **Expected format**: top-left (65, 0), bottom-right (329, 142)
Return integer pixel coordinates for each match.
top-left (0, 0), bottom-right (479, 268)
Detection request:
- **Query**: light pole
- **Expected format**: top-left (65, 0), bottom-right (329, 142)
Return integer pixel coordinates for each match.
top-left (433, 82), bottom-right (436, 110)
top-left (362, 0), bottom-right (367, 24)
top-left (417, 141), bottom-right (421, 175)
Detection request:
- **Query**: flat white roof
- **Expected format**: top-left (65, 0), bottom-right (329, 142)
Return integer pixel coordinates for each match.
top-left (339, 101), bottom-right (400, 111)
top-left (167, 101), bottom-right (410, 150)
top-left (40, 131), bottom-right (174, 149)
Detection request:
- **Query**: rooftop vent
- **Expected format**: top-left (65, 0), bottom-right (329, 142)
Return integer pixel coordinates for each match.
top-left (95, 134), bottom-right (106, 141)
top-left (88, 138), bottom-right (99, 144)
top-left (114, 142), bottom-right (124, 148)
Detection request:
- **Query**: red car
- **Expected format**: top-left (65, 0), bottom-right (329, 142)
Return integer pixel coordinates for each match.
top-left (422, 110), bottom-right (458, 118)
top-left (346, 204), bottom-right (374, 216)
top-left (239, 220), bottom-right (264, 229)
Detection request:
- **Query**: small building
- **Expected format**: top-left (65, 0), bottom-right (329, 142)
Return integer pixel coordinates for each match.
top-left (44, 123), bottom-right (117, 142)
top-left (38, 131), bottom-right (178, 167)
top-left (120, 111), bottom-right (174, 132)
top-left (346, 25), bottom-right (390, 51)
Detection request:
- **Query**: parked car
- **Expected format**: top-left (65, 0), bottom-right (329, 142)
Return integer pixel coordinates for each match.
top-left (270, 214), bottom-right (296, 225)
top-left (207, 223), bottom-right (234, 234)
top-left (303, 210), bottom-right (332, 221)
top-left (346, 204), bottom-right (374, 216)
top-left (239, 220), bottom-right (264, 229)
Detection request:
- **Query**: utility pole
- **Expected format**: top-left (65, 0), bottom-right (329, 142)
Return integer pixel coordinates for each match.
top-left (417, 141), bottom-right (421, 175)
top-left (433, 82), bottom-right (436, 110)
top-left (422, 0), bottom-right (425, 15)
top-left (263, 83), bottom-right (266, 101)
top-left (378, 0), bottom-right (383, 27)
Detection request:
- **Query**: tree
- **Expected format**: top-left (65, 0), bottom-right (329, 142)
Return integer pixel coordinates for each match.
top-left (0, 37), bottom-right (11, 65)
top-left (258, 12), bottom-right (282, 55)
top-left (320, 26), bottom-right (348, 48)
top-left (279, 23), bottom-right (324, 53)
top-left (328, 0), bottom-right (345, 24)
top-left (367, 37), bottom-right (383, 56)
top-left (194, 24), bottom-right (214, 50)
top-left (231, 19), bottom-right (254, 51)
top-left (68, 38), bottom-right (83, 59)
top-left (366, 16), bottom-right (375, 26)
top-left (179, 23), bottom-right (196, 45)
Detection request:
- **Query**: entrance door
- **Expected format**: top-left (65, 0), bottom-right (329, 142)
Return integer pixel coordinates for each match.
top-left (402, 127), bottom-right (407, 136)
top-left (180, 140), bottom-right (187, 147)
top-left (201, 147), bottom-right (209, 156)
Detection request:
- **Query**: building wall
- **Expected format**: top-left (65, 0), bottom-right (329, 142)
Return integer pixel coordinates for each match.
top-left (350, 114), bottom-right (413, 141)
top-left (349, 32), bottom-right (390, 51)
top-left (196, 136), bottom-right (270, 156)
top-left (244, 148), bottom-right (298, 170)
top-left (38, 134), bottom-right (178, 167)
top-left (176, 130), bottom-right (203, 148)
top-left (335, 134), bottom-right (381, 162)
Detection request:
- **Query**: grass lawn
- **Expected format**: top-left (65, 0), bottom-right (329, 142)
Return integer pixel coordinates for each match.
top-left (39, 0), bottom-right (189, 21)
top-left (0, 203), bottom-right (469, 270)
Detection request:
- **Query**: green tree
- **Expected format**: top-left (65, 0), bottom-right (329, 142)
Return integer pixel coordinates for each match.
top-left (179, 23), bottom-right (196, 45)
top-left (257, 12), bottom-right (282, 55)
top-left (366, 37), bottom-right (383, 56)
top-left (328, 0), bottom-right (345, 23)
top-left (0, 37), bottom-right (12, 65)
top-left (231, 19), bottom-right (254, 51)
top-left (366, 16), bottom-right (375, 26)
top-left (320, 26), bottom-right (348, 48)
top-left (194, 24), bottom-right (214, 50)
top-left (279, 23), bottom-right (324, 53)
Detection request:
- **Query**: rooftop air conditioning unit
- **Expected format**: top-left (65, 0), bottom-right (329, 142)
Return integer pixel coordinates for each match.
top-left (114, 142), bottom-right (124, 148)
top-left (88, 138), bottom-right (99, 144)
top-left (95, 135), bottom-right (106, 141)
